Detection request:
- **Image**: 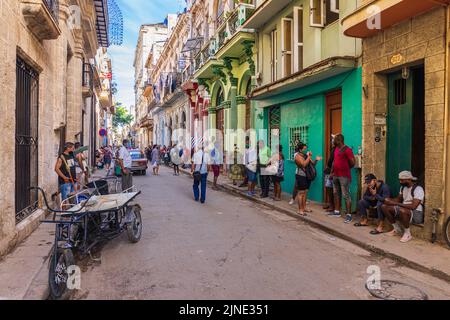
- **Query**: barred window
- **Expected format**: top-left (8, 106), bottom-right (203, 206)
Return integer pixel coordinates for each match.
top-left (289, 126), bottom-right (309, 160)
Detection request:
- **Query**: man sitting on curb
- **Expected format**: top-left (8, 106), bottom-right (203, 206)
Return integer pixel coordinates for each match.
top-left (381, 171), bottom-right (425, 243)
top-left (354, 174), bottom-right (391, 235)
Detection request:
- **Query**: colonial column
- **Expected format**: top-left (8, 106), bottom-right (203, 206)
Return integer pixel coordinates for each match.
top-left (66, 32), bottom-right (84, 142)
top-left (236, 95), bottom-right (247, 154)
top-left (229, 77), bottom-right (238, 131)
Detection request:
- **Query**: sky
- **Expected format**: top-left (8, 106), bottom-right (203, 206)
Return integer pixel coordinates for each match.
top-left (107, 0), bottom-right (185, 114)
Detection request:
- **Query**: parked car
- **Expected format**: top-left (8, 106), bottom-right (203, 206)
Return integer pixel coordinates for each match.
top-left (130, 149), bottom-right (148, 175)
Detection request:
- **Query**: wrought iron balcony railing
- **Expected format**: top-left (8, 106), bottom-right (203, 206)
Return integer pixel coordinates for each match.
top-left (43, 0), bottom-right (59, 25)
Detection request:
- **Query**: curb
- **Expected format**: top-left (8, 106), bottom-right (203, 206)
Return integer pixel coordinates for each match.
top-left (179, 168), bottom-right (450, 284)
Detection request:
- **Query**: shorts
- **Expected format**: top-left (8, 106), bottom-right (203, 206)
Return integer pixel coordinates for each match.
top-left (152, 161), bottom-right (159, 168)
top-left (212, 165), bottom-right (220, 177)
top-left (296, 175), bottom-right (310, 191)
top-left (104, 158), bottom-right (112, 165)
top-left (394, 206), bottom-right (424, 224)
top-left (333, 176), bottom-right (351, 201)
top-left (325, 174), bottom-right (333, 188)
top-left (60, 183), bottom-right (75, 201)
top-left (272, 176), bottom-right (284, 183)
top-left (247, 169), bottom-right (257, 183)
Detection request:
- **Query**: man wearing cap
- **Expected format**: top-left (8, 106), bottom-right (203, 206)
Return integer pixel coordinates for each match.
top-left (355, 174), bottom-right (391, 235)
top-left (381, 171), bottom-right (425, 243)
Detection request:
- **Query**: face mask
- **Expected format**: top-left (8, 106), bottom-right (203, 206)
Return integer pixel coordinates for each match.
top-left (400, 182), bottom-right (409, 187)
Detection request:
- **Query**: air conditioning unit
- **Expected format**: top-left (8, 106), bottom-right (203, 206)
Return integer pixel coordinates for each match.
top-left (238, 4), bottom-right (255, 26)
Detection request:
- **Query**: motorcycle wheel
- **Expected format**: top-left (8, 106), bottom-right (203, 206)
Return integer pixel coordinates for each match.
top-left (126, 205), bottom-right (142, 243)
top-left (48, 247), bottom-right (76, 300)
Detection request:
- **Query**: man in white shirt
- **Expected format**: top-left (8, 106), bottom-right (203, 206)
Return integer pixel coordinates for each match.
top-left (381, 171), bottom-right (425, 243)
top-left (191, 145), bottom-right (210, 204)
top-left (118, 139), bottom-right (133, 192)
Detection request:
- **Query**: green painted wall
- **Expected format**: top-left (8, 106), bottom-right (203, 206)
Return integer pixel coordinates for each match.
top-left (254, 67), bottom-right (363, 207)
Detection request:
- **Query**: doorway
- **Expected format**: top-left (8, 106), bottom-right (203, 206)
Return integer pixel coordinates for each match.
top-left (325, 90), bottom-right (342, 203)
top-left (386, 66), bottom-right (425, 193)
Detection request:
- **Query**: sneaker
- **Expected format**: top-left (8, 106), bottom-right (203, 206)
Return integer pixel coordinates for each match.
top-left (344, 214), bottom-right (353, 224)
top-left (289, 199), bottom-right (295, 205)
top-left (328, 211), bottom-right (341, 217)
top-left (400, 233), bottom-right (412, 243)
top-left (247, 191), bottom-right (255, 197)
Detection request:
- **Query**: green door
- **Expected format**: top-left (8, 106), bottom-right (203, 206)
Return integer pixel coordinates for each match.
top-left (386, 72), bottom-right (413, 194)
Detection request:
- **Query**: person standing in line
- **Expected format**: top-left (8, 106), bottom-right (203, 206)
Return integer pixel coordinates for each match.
top-left (329, 134), bottom-right (356, 223)
top-left (270, 146), bottom-right (284, 201)
top-left (245, 139), bottom-right (258, 197)
top-left (294, 143), bottom-right (321, 216)
top-left (103, 145), bottom-right (113, 171)
top-left (323, 136), bottom-right (336, 212)
top-left (257, 140), bottom-right (271, 198)
top-left (191, 145), bottom-right (209, 204)
top-left (151, 144), bottom-right (160, 176)
top-left (118, 139), bottom-right (133, 192)
top-left (74, 142), bottom-right (88, 189)
top-left (55, 142), bottom-right (77, 203)
top-left (239, 136), bottom-right (250, 188)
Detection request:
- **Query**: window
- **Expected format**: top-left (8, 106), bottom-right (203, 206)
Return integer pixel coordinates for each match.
top-left (289, 126), bottom-right (309, 160)
top-left (281, 18), bottom-right (293, 78)
top-left (293, 6), bottom-right (304, 73)
top-left (394, 79), bottom-right (407, 106)
top-left (310, 0), bottom-right (340, 28)
top-left (310, 0), bottom-right (324, 27)
top-left (270, 29), bottom-right (278, 82)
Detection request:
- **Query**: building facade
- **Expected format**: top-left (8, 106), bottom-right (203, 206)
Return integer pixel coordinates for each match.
top-left (343, 0), bottom-right (450, 241)
top-left (245, 0), bottom-right (363, 206)
top-left (0, 0), bottom-right (112, 256)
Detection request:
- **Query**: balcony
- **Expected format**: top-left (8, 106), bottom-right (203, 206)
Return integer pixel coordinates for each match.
top-left (143, 80), bottom-right (153, 98)
top-left (82, 63), bottom-right (93, 97)
top-left (243, 0), bottom-right (291, 29)
top-left (193, 41), bottom-right (223, 79)
top-left (21, 0), bottom-right (61, 40)
top-left (215, 3), bottom-right (256, 60)
top-left (342, 0), bottom-right (450, 38)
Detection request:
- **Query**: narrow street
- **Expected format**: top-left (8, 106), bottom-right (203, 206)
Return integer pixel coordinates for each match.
top-left (70, 166), bottom-right (450, 300)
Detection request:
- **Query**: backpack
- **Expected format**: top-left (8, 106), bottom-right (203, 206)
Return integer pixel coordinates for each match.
top-left (305, 162), bottom-right (317, 182)
top-left (401, 184), bottom-right (425, 208)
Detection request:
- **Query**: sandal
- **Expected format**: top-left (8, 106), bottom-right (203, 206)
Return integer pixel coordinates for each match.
top-left (298, 211), bottom-right (308, 217)
top-left (370, 229), bottom-right (383, 235)
top-left (354, 222), bottom-right (369, 227)
top-left (305, 209), bottom-right (313, 213)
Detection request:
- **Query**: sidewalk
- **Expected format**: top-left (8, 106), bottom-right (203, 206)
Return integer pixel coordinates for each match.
top-left (0, 222), bottom-right (53, 300)
top-left (180, 167), bottom-right (450, 283)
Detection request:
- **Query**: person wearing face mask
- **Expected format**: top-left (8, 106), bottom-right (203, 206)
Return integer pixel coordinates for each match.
top-left (118, 139), bottom-right (133, 192)
top-left (381, 171), bottom-right (425, 243)
top-left (355, 174), bottom-right (391, 235)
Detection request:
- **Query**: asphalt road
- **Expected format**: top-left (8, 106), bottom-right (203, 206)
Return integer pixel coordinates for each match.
top-left (72, 166), bottom-right (450, 300)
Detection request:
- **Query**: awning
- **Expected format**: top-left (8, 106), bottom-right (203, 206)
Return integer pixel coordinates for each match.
top-left (252, 57), bottom-right (357, 102)
top-left (342, 0), bottom-right (450, 38)
top-left (94, 0), bottom-right (109, 47)
top-left (181, 37), bottom-right (204, 53)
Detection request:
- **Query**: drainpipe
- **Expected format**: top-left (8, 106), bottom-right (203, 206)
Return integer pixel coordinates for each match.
top-left (443, 5), bottom-right (450, 221)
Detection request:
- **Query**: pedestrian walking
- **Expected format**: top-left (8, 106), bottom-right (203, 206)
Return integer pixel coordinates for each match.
top-left (210, 142), bottom-right (222, 190)
top-left (118, 139), bottom-right (133, 192)
top-left (239, 136), bottom-right (250, 188)
top-left (170, 144), bottom-right (181, 176)
top-left (151, 145), bottom-right (160, 175)
top-left (191, 145), bottom-right (209, 204)
top-left (329, 134), bottom-right (356, 223)
top-left (55, 142), bottom-right (77, 203)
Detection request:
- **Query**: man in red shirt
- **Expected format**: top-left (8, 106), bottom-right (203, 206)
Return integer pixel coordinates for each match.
top-left (329, 134), bottom-right (355, 223)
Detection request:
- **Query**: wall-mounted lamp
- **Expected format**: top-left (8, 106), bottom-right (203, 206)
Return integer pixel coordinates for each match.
top-left (402, 67), bottom-right (410, 80)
